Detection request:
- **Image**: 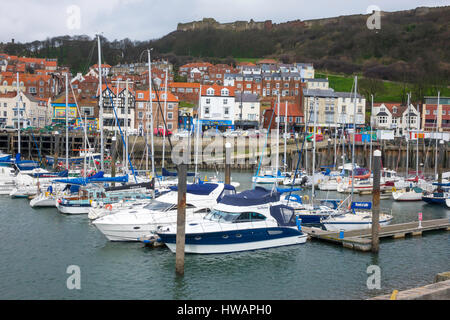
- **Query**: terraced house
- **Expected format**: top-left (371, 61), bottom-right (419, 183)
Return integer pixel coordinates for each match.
top-left (198, 84), bottom-right (235, 131)
top-left (421, 96), bottom-right (450, 132)
top-left (372, 102), bottom-right (420, 137)
top-left (0, 91), bottom-right (50, 128)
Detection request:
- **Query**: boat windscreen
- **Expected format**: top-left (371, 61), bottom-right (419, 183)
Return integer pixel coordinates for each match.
top-left (144, 201), bottom-right (174, 212)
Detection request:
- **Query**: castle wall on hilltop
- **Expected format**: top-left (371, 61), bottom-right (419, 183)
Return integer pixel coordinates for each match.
top-left (176, 6), bottom-right (448, 32)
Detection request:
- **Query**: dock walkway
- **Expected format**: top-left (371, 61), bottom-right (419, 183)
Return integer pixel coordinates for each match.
top-left (302, 218), bottom-right (450, 252)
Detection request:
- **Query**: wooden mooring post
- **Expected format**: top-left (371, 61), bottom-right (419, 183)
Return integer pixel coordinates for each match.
top-left (175, 162), bottom-right (187, 276)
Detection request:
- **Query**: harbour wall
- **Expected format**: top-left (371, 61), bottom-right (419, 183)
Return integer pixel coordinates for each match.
top-left (1, 132), bottom-right (449, 174)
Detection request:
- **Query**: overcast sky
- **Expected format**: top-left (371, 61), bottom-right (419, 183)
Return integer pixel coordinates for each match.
top-left (1, 0), bottom-right (448, 43)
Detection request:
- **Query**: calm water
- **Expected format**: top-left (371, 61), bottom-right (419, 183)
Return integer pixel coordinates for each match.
top-left (0, 170), bottom-right (449, 300)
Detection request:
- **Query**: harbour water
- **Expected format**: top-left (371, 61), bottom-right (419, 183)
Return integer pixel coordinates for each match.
top-left (0, 170), bottom-right (449, 300)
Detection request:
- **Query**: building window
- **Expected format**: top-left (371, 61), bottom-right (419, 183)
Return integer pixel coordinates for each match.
top-left (204, 107), bottom-right (210, 115)
top-left (223, 99), bottom-right (228, 105)
top-left (167, 112), bottom-right (173, 120)
top-left (167, 122), bottom-right (173, 130)
top-left (224, 107), bottom-right (229, 116)
top-left (206, 98), bottom-right (210, 104)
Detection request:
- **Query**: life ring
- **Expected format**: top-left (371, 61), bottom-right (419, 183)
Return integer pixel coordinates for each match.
top-left (105, 204), bottom-right (113, 211)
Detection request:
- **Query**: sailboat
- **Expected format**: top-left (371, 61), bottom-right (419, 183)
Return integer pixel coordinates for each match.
top-left (252, 95), bottom-right (287, 184)
top-left (321, 76), bottom-right (393, 231)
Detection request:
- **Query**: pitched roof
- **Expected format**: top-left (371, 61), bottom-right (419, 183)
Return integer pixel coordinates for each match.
top-left (166, 82), bottom-right (201, 89)
top-left (201, 84), bottom-right (235, 97)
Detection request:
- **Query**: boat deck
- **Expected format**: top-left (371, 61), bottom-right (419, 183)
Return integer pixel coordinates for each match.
top-left (301, 218), bottom-right (450, 252)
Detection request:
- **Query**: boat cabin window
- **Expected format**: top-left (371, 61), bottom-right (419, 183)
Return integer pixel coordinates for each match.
top-left (235, 212), bottom-right (266, 223)
top-left (204, 210), bottom-right (267, 223)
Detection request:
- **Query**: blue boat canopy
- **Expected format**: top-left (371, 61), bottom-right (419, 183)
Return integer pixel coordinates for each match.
top-left (219, 187), bottom-right (280, 206)
top-left (276, 187), bottom-right (302, 193)
top-left (169, 183), bottom-right (219, 195)
top-left (270, 204), bottom-right (297, 226)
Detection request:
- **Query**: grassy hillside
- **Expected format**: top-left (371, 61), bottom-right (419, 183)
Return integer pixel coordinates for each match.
top-left (316, 72), bottom-right (450, 103)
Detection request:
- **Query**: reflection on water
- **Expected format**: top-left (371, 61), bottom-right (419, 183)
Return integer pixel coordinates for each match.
top-left (0, 169), bottom-right (449, 300)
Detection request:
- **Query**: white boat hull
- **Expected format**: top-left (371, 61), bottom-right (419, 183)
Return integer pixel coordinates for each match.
top-left (30, 195), bottom-right (57, 207)
top-left (164, 234), bottom-right (308, 254)
top-left (323, 217), bottom-right (393, 232)
top-left (392, 190), bottom-right (423, 201)
top-left (56, 202), bottom-right (91, 215)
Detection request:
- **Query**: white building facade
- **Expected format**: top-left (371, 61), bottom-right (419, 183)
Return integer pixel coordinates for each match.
top-left (199, 85), bottom-right (235, 131)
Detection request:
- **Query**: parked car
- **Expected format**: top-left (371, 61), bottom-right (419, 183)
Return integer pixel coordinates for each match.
top-left (1, 125), bottom-right (15, 133)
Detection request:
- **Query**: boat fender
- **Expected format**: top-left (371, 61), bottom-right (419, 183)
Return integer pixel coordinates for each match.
top-left (392, 187), bottom-right (396, 192)
top-left (302, 195), bottom-right (309, 202)
top-left (295, 216), bottom-right (302, 231)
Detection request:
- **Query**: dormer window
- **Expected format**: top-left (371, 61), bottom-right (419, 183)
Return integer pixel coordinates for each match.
top-left (221, 88), bottom-right (229, 96)
top-left (393, 107), bottom-right (397, 113)
top-left (206, 88), bottom-right (214, 96)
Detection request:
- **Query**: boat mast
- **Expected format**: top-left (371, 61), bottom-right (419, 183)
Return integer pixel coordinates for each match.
top-left (162, 67), bottom-right (168, 169)
top-left (16, 72), bottom-right (21, 156)
top-left (65, 72), bottom-right (69, 170)
top-left (369, 94), bottom-right (373, 172)
top-left (434, 91), bottom-right (440, 180)
top-left (147, 49), bottom-right (155, 186)
top-left (84, 113), bottom-right (87, 179)
top-left (416, 103), bottom-right (419, 177)
top-left (405, 93), bottom-right (410, 179)
top-left (284, 100), bottom-right (287, 171)
top-left (124, 79), bottom-right (129, 174)
top-left (97, 34), bottom-right (104, 172)
top-left (334, 112), bottom-right (337, 169)
top-left (351, 76), bottom-right (357, 202)
top-left (311, 96), bottom-right (317, 205)
top-left (275, 93), bottom-right (280, 189)
top-left (194, 85), bottom-right (202, 180)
